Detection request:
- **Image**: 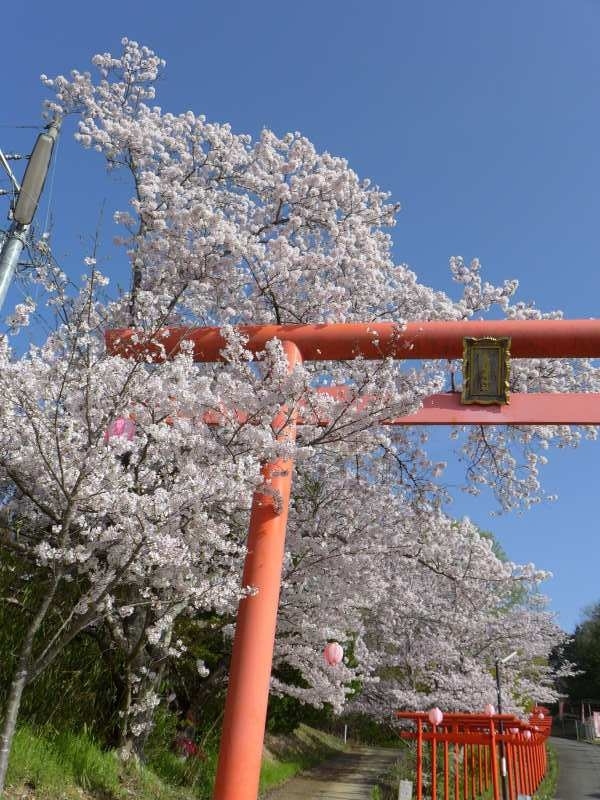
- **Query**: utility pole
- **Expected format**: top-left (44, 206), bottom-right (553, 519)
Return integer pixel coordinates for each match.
top-left (0, 119), bottom-right (60, 311)
top-left (496, 650), bottom-right (517, 800)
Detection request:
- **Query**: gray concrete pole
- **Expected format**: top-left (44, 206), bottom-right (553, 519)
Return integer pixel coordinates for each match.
top-left (0, 223), bottom-right (28, 311)
top-left (0, 118), bottom-right (60, 313)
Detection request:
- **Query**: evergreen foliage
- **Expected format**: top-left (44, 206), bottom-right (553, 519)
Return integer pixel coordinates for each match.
top-left (562, 602), bottom-right (600, 703)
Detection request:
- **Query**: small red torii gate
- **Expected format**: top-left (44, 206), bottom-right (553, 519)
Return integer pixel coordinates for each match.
top-left (107, 319), bottom-right (600, 800)
top-left (395, 707), bottom-right (552, 800)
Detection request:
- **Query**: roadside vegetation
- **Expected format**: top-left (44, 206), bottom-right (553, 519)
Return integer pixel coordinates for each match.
top-left (533, 744), bottom-right (558, 800)
top-left (3, 721), bottom-right (354, 800)
top-left (0, 574), bottom-right (398, 798)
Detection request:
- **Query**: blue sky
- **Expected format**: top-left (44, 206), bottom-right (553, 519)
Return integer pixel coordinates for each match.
top-left (1, 0), bottom-right (599, 631)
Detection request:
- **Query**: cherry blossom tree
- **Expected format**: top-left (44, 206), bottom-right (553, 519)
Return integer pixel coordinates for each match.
top-left (40, 39), bottom-right (600, 511)
top-left (0, 37), bottom-right (583, 790)
top-left (0, 267), bottom-right (315, 775)
top-left (273, 458), bottom-right (564, 716)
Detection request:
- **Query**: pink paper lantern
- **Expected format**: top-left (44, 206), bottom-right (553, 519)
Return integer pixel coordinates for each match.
top-left (537, 712), bottom-right (545, 720)
top-left (483, 703), bottom-right (495, 716)
top-left (323, 642), bottom-right (344, 666)
top-left (509, 727), bottom-right (520, 735)
top-left (428, 707), bottom-right (443, 726)
top-left (105, 417), bottom-right (136, 444)
top-left (523, 730), bottom-right (532, 741)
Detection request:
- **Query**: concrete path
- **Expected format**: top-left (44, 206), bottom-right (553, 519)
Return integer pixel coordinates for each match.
top-left (263, 746), bottom-right (401, 799)
top-left (552, 736), bottom-right (600, 799)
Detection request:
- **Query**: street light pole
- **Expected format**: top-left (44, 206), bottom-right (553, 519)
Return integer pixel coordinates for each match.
top-left (0, 119), bottom-right (60, 311)
top-left (495, 650), bottom-right (517, 800)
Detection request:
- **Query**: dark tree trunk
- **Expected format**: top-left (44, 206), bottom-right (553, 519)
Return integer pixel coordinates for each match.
top-left (0, 584), bottom-right (57, 794)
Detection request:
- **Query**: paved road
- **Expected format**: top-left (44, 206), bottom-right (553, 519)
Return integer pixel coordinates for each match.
top-left (263, 746), bottom-right (401, 799)
top-left (552, 736), bottom-right (600, 799)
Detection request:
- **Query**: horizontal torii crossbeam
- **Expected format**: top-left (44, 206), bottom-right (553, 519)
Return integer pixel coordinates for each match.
top-left (197, 390), bottom-right (600, 427)
top-left (106, 319), bottom-right (600, 800)
top-left (107, 318), bottom-right (600, 362)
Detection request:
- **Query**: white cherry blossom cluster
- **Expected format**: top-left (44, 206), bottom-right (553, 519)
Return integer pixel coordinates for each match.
top-left (273, 457), bottom-right (564, 714)
top-left (0, 37), bottom-right (577, 739)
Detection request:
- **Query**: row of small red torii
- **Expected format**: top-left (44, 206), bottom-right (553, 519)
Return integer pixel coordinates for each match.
top-left (106, 319), bottom-right (600, 800)
top-left (396, 705), bottom-right (552, 800)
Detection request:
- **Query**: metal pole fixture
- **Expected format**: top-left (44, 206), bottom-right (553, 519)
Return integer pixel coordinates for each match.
top-left (0, 119), bottom-right (60, 311)
top-left (496, 650), bottom-right (517, 800)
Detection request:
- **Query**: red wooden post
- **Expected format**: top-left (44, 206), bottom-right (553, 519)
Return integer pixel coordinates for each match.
top-left (506, 740), bottom-right (515, 800)
top-left (518, 737), bottom-right (525, 797)
top-left (444, 739), bottom-right (450, 800)
top-left (463, 744), bottom-right (468, 799)
top-left (489, 720), bottom-right (500, 800)
top-left (454, 740), bottom-right (460, 800)
top-left (417, 718), bottom-right (423, 800)
top-left (514, 738), bottom-right (520, 797)
top-left (517, 738), bottom-right (525, 797)
top-left (470, 744), bottom-right (475, 798)
top-left (542, 738), bottom-right (547, 776)
top-left (213, 341), bottom-right (302, 800)
top-left (524, 739), bottom-right (532, 796)
top-left (536, 738), bottom-right (543, 789)
top-left (484, 742), bottom-right (488, 794)
top-left (431, 723), bottom-right (438, 800)
top-left (478, 745), bottom-right (483, 796)
top-left (513, 740), bottom-right (519, 800)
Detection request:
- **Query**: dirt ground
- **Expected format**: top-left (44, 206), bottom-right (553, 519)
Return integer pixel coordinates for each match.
top-left (263, 746), bottom-right (401, 799)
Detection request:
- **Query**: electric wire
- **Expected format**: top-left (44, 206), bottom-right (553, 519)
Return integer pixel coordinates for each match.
top-left (0, 147), bottom-right (20, 194)
top-left (42, 126), bottom-right (60, 237)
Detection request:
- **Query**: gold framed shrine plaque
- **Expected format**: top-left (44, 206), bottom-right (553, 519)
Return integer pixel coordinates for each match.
top-left (461, 337), bottom-right (511, 405)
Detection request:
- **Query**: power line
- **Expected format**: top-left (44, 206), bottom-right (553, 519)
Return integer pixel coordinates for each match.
top-left (0, 148), bottom-right (20, 193)
top-left (42, 125), bottom-right (60, 235)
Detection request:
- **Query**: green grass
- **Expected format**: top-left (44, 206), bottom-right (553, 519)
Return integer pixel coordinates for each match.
top-left (3, 722), bottom-right (346, 800)
top-left (4, 725), bottom-right (200, 800)
top-left (6, 727), bottom-right (72, 795)
top-left (259, 723), bottom-right (348, 794)
top-left (259, 758), bottom-right (300, 788)
top-left (148, 747), bottom-right (220, 797)
top-left (533, 742), bottom-right (558, 800)
top-left (366, 742), bottom-right (411, 800)
top-left (6, 726), bottom-right (120, 796)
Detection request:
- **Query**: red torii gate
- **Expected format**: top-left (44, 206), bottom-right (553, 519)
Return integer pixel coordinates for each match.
top-left (395, 707), bottom-right (552, 800)
top-left (107, 319), bottom-right (600, 800)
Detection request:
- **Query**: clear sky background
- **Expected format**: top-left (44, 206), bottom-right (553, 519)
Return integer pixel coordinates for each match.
top-left (1, 0), bottom-right (599, 631)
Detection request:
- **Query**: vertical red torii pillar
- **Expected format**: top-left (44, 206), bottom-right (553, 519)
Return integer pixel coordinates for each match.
top-left (212, 340), bottom-right (302, 800)
top-left (106, 318), bottom-right (600, 800)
